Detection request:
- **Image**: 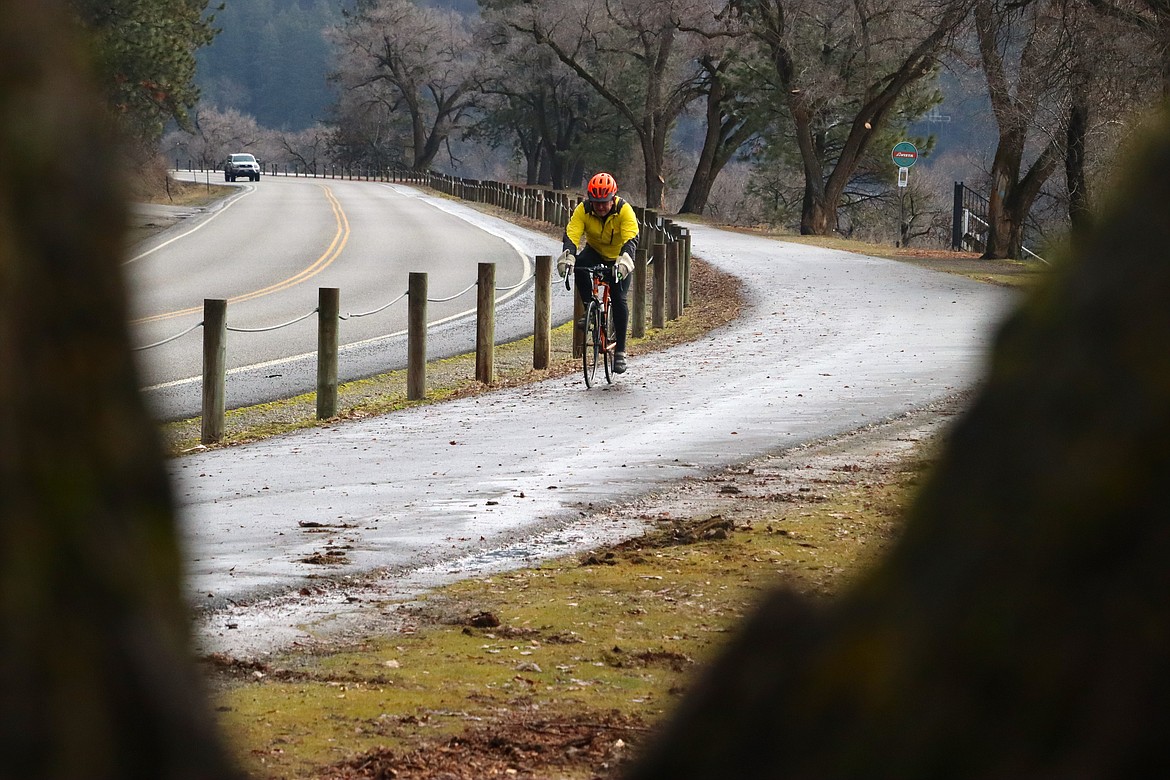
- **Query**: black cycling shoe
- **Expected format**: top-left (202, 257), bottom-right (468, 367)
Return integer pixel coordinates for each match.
top-left (614, 352), bottom-right (627, 374)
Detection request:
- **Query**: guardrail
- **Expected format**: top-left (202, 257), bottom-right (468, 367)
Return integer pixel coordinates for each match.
top-left (160, 165), bottom-right (695, 443)
top-left (951, 181), bottom-right (1047, 263)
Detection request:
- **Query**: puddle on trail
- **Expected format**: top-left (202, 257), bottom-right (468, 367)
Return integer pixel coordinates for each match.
top-left (193, 513), bottom-right (653, 659)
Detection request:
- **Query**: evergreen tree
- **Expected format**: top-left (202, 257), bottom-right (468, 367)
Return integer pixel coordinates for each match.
top-left (68, 0), bottom-right (217, 147)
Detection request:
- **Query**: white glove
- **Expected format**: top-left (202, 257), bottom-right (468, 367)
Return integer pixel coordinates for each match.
top-left (556, 249), bottom-right (575, 278)
top-left (615, 252), bottom-right (634, 281)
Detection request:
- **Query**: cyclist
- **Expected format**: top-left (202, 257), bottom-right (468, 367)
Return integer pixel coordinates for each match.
top-left (557, 172), bottom-right (640, 373)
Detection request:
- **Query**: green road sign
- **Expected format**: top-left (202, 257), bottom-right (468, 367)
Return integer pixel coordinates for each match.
top-left (892, 141), bottom-right (918, 168)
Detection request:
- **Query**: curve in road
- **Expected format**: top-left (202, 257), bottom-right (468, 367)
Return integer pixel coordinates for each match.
top-left (131, 176), bottom-right (556, 419)
top-left (173, 194), bottom-right (1018, 645)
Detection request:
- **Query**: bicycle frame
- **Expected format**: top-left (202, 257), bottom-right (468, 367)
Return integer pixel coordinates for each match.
top-left (590, 270), bottom-right (613, 354)
top-left (568, 265), bottom-right (617, 387)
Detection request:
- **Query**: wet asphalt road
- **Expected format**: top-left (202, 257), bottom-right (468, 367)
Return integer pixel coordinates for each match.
top-left (130, 177), bottom-right (559, 420)
top-left (171, 188), bottom-right (1018, 622)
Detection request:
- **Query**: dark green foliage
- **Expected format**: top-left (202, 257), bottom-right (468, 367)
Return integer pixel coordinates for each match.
top-left (68, 0), bottom-right (216, 146)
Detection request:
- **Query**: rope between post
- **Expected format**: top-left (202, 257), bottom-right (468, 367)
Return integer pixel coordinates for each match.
top-left (427, 279), bottom-right (478, 303)
top-left (132, 320), bottom-right (204, 351)
top-left (226, 307), bottom-right (319, 333)
top-left (495, 276), bottom-right (531, 291)
top-left (340, 290), bottom-right (408, 320)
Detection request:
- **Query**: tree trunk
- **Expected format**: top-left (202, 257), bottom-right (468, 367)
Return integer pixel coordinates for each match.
top-left (681, 164), bottom-right (716, 216)
top-left (525, 142), bottom-right (540, 185)
top-left (1066, 89), bottom-right (1091, 235)
top-left (792, 103), bottom-right (832, 235)
top-left (984, 141), bottom-right (1020, 259)
top-left (985, 134), bottom-right (1059, 259)
top-left (800, 193), bottom-right (833, 236)
top-left (0, 3), bottom-right (241, 777)
top-left (412, 112), bottom-right (446, 171)
top-left (537, 147), bottom-right (551, 187)
top-left (680, 77), bottom-right (723, 215)
top-left (642, 124), bottom-right (667, 211)
top-left (679, 61), bottom-right (761, 216)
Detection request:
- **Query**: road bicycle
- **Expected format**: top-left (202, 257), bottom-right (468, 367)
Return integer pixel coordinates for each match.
top-left (566, 265), bottom-right (617, 387)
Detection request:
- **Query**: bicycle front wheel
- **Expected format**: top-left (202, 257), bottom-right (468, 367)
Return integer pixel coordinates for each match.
top-left (582, 301), bottom-right (600, 387)
top-left (601, 303), bottom-right (614, 384)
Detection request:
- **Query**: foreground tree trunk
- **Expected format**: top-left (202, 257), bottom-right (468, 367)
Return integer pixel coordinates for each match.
top-left (0, 3), bottom-right (240, 777)
top-left (625, 107), bottom-right (1170, 779)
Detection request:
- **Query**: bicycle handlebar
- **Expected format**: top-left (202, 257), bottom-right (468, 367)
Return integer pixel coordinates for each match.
top-left (566, 264), bottom-right (624, 290)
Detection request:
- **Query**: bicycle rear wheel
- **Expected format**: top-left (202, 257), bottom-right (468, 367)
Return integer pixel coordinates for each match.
top-left (582, 300), bottom-right (600, 387)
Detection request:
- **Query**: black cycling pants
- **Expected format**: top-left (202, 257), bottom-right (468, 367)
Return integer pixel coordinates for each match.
top-left (574, 245), bottom-right (631, 353)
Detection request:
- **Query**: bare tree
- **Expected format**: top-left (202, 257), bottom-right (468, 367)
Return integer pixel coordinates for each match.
top-left (279, 125), bottom-right (333, 174)
top-left (1088, 0), bottom-right (1170, 95)
top-left (167, 105), bottom-right (266, 170)
top-left (678, 50), bottom-right (767, 213)
top-left (1063, 0), bottom-right (1167, 234)
top-left (330, 0), bottom-right (479, 171)
top-left (947, 0), bottom-right (1157, 257)
top-left (735, 0), bottom-right (972, 235)
top-left (973, 0), bottom-right (1069, 259)
top-left (473, 27), bottom-right (623, 189)
top-left (494, 0), bottom-right (727, 208)
top-left (1, 2), bottom-right (240, 776)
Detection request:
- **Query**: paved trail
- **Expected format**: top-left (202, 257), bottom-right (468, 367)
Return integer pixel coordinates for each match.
top-left (174, 195), bottom-right (1017, 655)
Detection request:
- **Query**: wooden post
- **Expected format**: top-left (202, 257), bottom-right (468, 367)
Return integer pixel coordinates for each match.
top-left (682, 230), bottom-right (692, 307)
top-left (667, 240), bottom-right (682, 321)
top-left (476, 262), bottom-right (495, 384)
top-left (632, 248), bottom-right (648, 339)
top-left (316, 287), bottom-right (339, 419)
top-left (201, 298), bottom-right (226, 444)
top-left (534, 255), bottom-right (551, 369)
top-left (408, 272), bottom-right (427, 400)
top-left (652, 243), bottom-right (666, 329)
top-left (642, 209), bottom-right (657, 250)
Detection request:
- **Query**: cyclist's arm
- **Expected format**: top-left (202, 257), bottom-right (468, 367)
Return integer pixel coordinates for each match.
top-left (563, 203), bottom-right (587, 254)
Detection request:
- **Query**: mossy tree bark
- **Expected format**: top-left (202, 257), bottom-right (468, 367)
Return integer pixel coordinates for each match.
top-left (0, 2), bottom-right (240, 777)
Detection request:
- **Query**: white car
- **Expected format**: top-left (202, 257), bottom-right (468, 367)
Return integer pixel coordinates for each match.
top-left (223, 153), bottom-right (260, 182)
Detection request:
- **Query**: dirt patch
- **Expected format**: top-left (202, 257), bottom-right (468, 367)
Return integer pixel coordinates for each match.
top-left (207, 395), bottom-right (960, 780)
top-left (325, 710), bottom-right (646, 780)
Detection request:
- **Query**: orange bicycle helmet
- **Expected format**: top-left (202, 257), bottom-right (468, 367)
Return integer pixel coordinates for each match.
top-left (586, 172), bottom-right (618, 202)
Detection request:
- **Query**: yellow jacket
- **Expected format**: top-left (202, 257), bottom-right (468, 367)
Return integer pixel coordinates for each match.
top-left (563, 198), bottom-right (640, 260)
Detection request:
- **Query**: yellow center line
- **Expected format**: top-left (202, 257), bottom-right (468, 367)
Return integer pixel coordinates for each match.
top-left (133, 184), bottom-right (350, 325)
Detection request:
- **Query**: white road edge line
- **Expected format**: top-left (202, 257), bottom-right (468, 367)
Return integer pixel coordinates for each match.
top-left (142, 182), bottom-right (537, 392)
top-left (125, 184), bottom-right (254, 264)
